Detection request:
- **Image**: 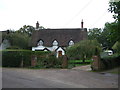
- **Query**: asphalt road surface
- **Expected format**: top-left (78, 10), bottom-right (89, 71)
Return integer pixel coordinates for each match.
top-left (2, 68), bottom-right (118, 88)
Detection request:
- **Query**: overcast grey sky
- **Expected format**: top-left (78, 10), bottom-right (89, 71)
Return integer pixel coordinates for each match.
top-left (0, 0), bottom-right (115, 31)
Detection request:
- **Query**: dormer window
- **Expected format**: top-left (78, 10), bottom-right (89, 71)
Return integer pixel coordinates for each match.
top-left (37, 40), bottom-right (43, 46)
top-left (53, 40), bottom-right (58, 46)
top-left (69, 40), bottom-right (74, 46)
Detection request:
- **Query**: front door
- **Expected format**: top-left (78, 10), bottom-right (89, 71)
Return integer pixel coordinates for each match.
top-left (58, 51), bottom-right (62, 57)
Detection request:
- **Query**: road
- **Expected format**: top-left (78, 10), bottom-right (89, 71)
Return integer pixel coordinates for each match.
top-left (2, 68), bottom-right (118, 88)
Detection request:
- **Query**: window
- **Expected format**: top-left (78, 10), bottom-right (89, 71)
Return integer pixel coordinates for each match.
top-left (69, 40), bottom-right (74, 46)
top-left (53, 40), bottom-right (58, 46)
top-left (37, 40), bottom-right (43, 46)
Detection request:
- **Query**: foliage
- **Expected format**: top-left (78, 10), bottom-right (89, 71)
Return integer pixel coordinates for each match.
top-left (104, 22), bottom-right (119, 45)
top-left (108, 1), bottom-right (120, 22)
top-left (108, 1), bottom-right (120, 41)
top-left (89, 2), bottom-right (120, 49)
top-left (88, 28), bottom-right (102, 40)
top-left (2, 50), bottom-right (31, 67)
top-left (34, 52), bottom-right (62, 68)
top-left (101, 53), bottom-right (120, 69)
top-left (88, 28), bottom-right (107, 48)
top-left (5, 32), bottom-right (30, 49)
top-left (6, 46), bottom-right (20, 49)
top-left (2, 50), bottom-right (63, 68)
top-left (88, 26), bottom-right (117, 49)
top-left (17, 25), bottom-right (35, 36)
top-left (66, 40), bottom-right (102, 61)
top-left (112, 41), bottom-right (120, 53)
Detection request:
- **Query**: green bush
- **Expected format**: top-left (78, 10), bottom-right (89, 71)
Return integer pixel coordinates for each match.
top-left (101, 53), bottom-right (120, 69)
top-left (112, 41), bottom-right (120, 54)
top-left (66, 40), bottom-right (101, 60)
top-left (2, 50), bottom-right (31, 67)
top-left (6, 46), bottom-right (20, 49)
top-left (2, 50), bottom-right (63, 68)
top-left (35, 52), bottom-right (62, 68)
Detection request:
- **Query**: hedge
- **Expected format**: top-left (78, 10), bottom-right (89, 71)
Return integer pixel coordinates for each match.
top-left (35, 53), bottom-right (62, 68)
top-left (101, 54), bottom-right (120, 69)
top-left (2, 50), bottom-right (62, 68)
top-left (2, 50), bottom-right (51, 67)
top-left (2, 50), bottom-right (31, 67)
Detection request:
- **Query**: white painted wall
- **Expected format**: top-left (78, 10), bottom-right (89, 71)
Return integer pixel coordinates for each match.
top-left (32, 40), bottom-right (65, 57)
top-left (32, 45), bottom-right (58, 51)
top-left (32, 46), bottom-right (45, 51)
top-left (56, 47), bottom-right (65, 58)
top-left (32, 45), bottom-right (65, 58)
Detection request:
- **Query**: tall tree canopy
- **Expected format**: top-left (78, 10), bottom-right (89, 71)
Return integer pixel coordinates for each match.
top-left (108, 1), bottom-right (120, 22)
top-left (88, 28), bottom-right (111, 49)
top-left (4, 31), bottom-right (30, 49)
top-left (88, 1), bottom-right (120, 49)
top-left (108, 1), bottom-right (120, 41)
top-left (17, 25), bottom-right (35, 36)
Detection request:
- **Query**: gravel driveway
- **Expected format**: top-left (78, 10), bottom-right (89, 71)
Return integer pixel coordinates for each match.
top-left (2, 68), bottom-right (118, 88)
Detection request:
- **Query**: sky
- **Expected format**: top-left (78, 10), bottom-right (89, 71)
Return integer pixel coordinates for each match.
top-left (0, 0), bottom-right (115, 31)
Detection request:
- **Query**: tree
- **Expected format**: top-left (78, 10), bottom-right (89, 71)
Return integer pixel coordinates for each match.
top-left (17, 25), bottom-right (46, 36)
top-left (108, 1), bottom-right (120, 41)
top-left (66, 40), bottom-right (102, 62)
top-left (104, 22), bottom-right (118, 47)
top-left (88, 28), bottom-right (110, 49)
top-left (108, 1), bottom-right (120, 22)
top-left (17, 25), bottom-right (35, 36)
top-left (112, 41), bottom-right (120, 54)
top-left (5, 32), bottom-right (30, 49)
top-left (88, 28), bottom-right (102, 40)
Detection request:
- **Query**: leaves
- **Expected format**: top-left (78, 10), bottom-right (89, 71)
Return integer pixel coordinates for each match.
top-left (66, 40), bottom-right (102, 60)
top-left (17, 25), bottom-right (35, 36)
top-left (108, 1), bottom-right (120, 22)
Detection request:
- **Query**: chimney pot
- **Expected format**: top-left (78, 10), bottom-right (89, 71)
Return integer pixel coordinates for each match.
top-left (36, 21), bottom-right (39, 29)
top-left (81, 19), bottom-right (83, 28)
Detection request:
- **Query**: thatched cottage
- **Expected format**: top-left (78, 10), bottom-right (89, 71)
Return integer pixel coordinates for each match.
top-left (31, 21), bottom-right (87, 57)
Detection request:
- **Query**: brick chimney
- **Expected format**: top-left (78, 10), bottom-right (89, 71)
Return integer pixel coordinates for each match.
top-left (81, 19), bottom-right (83, 28)
top-left (36, 21), bottom-right (39, 29)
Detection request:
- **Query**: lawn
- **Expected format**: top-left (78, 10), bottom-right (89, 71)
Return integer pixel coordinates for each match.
top-left (68, 59), bottom-right (92, 68)
top-left (68, 60), bottom-right (92, 63)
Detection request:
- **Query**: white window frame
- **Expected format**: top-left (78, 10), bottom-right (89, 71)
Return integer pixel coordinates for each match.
top-left (52, 40), bottom-right (58, 46)
top-left (37, 40), bottom-right (43, 46)
top-left (69, 40), bottom-right (74, 46)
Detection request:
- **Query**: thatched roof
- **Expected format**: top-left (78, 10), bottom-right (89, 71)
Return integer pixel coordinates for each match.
top-left (31, 28), bottom-right (87, 47)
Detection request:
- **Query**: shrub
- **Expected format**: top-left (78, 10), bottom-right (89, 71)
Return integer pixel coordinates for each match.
top-left (112, 41), bottom-right (120, 54)
top-left (66, 40), bottom-right (102, 60)
top-left (101, 53), bottom-right (120, 69)
top-left (35, 52), bottom-right (62, 68)
top-left (6, 46), bottom-right (20, 49)
top-left (2, 50), bottom-right (63, 68)
top-left (2, 50), bottom-right (31, 67)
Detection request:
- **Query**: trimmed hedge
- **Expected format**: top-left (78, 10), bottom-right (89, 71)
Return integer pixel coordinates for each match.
top-left (2, 50), bottom-right (31, 67)
top-left (101, 54), bottom-right (120, 69)
top-left (2, 50), bottom-right (51, 67)
top-left (2, 50), bottom-right (62, 68)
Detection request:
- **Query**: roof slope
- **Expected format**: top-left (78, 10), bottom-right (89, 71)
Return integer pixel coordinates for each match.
top-left (31, 28), bottom-right (87, 47)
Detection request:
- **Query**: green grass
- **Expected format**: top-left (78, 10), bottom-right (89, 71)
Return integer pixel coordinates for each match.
top-left (67, 59), bottom-right (92, 69)
top-left (68, 60), bottom-right (92, 63)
